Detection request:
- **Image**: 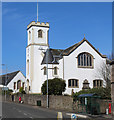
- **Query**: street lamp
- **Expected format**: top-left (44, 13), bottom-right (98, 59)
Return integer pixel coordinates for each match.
top-left (39, 47), bottom-right (49, 108)
top-left (46, 48), bottom-right (49, 108)
top-left (40, 48), bottom-right (54, 108)
top-left (1, 64), bottom-right (7, 101)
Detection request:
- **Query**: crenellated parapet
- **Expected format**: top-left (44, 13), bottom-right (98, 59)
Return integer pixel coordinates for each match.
top-left (27, 21), bottom-right (49, 30)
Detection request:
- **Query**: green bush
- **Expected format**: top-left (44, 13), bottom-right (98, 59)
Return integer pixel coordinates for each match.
top-left (41, 78), bottom-right (66, 95)
top-left (19, 87), bottom-right (26, 94)
top-left (72, 87), bottom-right (111, 100)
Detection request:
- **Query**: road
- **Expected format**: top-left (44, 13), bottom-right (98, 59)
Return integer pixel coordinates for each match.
top-left (1, 101), bottom-right (112, 120)
top-left (2, 101), bottom-right (60, 119)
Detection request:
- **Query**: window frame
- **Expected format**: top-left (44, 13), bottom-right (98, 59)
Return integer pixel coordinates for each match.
top-left (29, 31), bottom-right (31, 41)
top-left (77, 52), bottom-right (94, 68)
top-left (14, 82), bottom-right (16, 90)
top-left (17, 80), bottom-right (21, 90)
top-left (38, 29), bottom-right (43, 38)
top-left (44, 67), bottom-right (47, 75)
top-left (68, 79), bottom-right (79, 88)
top-left (93, 79), bottom-right (103, 88)
top-left (54, 67), bottom-right (58, 75)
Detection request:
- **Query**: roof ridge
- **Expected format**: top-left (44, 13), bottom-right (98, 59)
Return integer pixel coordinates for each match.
top-left (1, 70), bottom-right (20, 76)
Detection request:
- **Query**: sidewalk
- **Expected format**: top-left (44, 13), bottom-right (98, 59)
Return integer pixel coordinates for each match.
top-left (66, 112), bottom-right (112, 119)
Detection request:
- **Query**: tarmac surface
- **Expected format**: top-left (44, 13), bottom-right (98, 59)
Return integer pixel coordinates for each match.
top-left (1, 101), bottom-right (113, 120)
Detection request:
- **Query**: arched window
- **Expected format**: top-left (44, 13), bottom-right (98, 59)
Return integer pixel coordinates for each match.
top-left (93, 79), bottom-right (103, 88)
top-left (44, 67), bottom-right (47, 75)
top-left (38, 29), bottom-right (43, 38)
top-left (17, 80), bottom-right (21, 89)
top-left (14, 82), bottom-right (16, 89)
top-left (22, 82), bottom-right (25, 89)
top-left (54, 67), bottom-right (58, 75)
top-left (27, 60), bottom-right (29, 75)
top-left (27, 79), bottom-right (29, 91)
top-left (29, 31), bottom-right (31, 40)
top-left (78, 52), bottom-right (93, 68)
top-left (68, 79), bottom-right (79, 88)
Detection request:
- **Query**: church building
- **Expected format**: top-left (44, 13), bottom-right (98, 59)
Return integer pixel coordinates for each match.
top-left (26, 21), bottom-right (107, 95)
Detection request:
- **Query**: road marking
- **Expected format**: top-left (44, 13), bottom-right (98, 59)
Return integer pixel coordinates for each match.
top-left (24, 113), bottom-right (27, 116)
top-left (18, 110), bottom-right (21, 112)
top-left (29, 117), bottom-right (33, 118)
top-left (66, 113), bottom-right (88, 118)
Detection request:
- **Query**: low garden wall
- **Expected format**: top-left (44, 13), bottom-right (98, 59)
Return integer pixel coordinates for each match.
top-left (4, 94), bottom-right (111, 114)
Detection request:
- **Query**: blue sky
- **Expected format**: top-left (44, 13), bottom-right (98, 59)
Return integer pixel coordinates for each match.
top-left (2, 2), bottom-right (112, 75)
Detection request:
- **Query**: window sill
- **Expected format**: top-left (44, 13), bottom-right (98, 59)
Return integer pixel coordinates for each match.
top-left (68, 86), bottom-right (79, 88)
top-left (78, 66), bottom-right (94, 69)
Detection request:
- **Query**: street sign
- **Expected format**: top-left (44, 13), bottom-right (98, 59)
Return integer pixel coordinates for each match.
top-left (85, 97), bottom-right (87, 105)
top-left (71, 114), bottom-right (77, 120)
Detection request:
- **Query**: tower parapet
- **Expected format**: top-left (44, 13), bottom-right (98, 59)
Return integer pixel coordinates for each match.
top-left (27, 21), bottom-right (49, 30)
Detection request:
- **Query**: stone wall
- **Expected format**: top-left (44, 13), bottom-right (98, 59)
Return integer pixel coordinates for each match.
top-left (6, 94), bottom-right (74, 112)
top-left (5, 94), bottom-right (111, 114)
top-left (99, 99), bottom-right (112, 113)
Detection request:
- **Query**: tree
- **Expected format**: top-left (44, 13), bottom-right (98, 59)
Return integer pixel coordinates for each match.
top-left (95, 59), bottom-right (111, 99)
top-left (41, 78), bottom-right (66, 95)
top-left (98, 61), bottom-right (111, 88)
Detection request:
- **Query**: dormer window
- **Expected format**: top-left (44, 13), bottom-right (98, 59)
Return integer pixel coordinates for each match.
top-left (38, 29), bottom-right (43, 38)
top-left (78, 52), bottom-right (93, 68)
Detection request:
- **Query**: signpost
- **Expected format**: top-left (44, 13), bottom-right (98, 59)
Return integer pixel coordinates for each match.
top-left (85, 97), bottom-right (87, 105)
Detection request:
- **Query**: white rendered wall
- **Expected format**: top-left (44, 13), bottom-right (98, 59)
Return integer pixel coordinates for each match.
top-left (7, 71), bottom-right (26, 93)
top-left (59, 41), bottom-right (106, 95)
top-left (26, 24), bottom-right (49, 93)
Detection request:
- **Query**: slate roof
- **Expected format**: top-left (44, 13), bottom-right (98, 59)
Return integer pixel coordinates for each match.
top-left (61, 38), bottom-right (106, 58)
top-left (41, 49), bottom-right (55, 64)
top-left (50, 49), bottom-right (63, 56)
top-left (41, 37), bottom-right (107, 64)
top-left (0, 71), bottom-right (20, 86)
top-left (41, 49), bottom-right (63, 64)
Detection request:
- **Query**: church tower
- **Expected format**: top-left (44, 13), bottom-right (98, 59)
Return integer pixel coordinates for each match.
top-left (26, 21), bottom-right (49, 93)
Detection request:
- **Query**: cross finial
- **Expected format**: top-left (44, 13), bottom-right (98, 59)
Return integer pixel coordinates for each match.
top-left (84, 34), bottom-right (85, 38)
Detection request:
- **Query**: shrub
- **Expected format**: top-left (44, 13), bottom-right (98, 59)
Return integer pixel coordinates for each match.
top-left (41, 78), bottom-right (66, 95)
top-left (72, 87), bottom-right (111, 100)
top-left (19, 87), bottom-right (26, 94)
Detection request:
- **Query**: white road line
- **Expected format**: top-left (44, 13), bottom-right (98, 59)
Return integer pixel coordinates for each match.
top-left (18, 110), bottom-right (21, 112)
top-left (23, 113), bottom-right (27, 116)
top-left (29, 117), bottom-right (33, 118)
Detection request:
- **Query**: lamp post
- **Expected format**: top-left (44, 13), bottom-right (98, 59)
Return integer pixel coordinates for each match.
top-left (1, 64), bottom-right (7, 101)
top-left (46, 48), bottom-right (49, 108)
top-left (40, 47), bottom-right (53, 108)
top-left (39, 48), bottom-right (49, 108)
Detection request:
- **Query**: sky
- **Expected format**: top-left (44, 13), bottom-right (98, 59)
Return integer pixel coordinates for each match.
top-left (2, 2), bottom-right (112, 75)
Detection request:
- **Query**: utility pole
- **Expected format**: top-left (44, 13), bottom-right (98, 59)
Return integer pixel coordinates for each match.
top-left (1, 64), bottom-right (7, 101)
top-left (46, 48), bottom-right (49, 108)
